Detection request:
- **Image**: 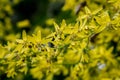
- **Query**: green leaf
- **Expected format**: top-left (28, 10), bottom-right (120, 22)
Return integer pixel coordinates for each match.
top-left (22, 30), bottom-right (27, 41)
top-left (36, 30), bottom-right (41, 42)
top-left (85, 7), bottom-right (91, 14)
top-left (54, 22), bottom-right (60, 34)
top-left (0, 45), bottom-right (6, 58)
top-left (79, 18), bottom-right (87, 31)
top-left (94, 11), bottom-right (111, 33)
top-left (92, 7), bottom-right (103, 15)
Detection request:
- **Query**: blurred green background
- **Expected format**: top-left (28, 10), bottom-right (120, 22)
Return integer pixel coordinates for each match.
top-left (0, 0), bottom-right (79, 45)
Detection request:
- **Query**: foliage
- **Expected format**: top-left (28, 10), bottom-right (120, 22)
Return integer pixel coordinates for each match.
top-left (0, 0), bottom-right (120, 80)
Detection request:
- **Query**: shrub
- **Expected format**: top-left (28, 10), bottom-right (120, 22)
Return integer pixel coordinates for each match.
top-left (0, 0), bottom-right (120, 80)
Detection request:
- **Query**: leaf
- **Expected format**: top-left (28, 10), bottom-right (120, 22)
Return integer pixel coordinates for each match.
top-left (92, 7), bottom-right (103, 15)
top-left (94, 11), bottom-right (111, 33)
top-left (45, 18), bottom-right (55, 25)
top-left (108, 0), bottom-right (120, 8)
top-left (96, 11), bottom-right (111, 25)
top-left (17, 19), bottom-right (30, 28)
top-left (16, 39), bottom-right (24, 44)
top-left (13, 44), bottom-right (23, 52)
top-left (7, 68), bottom-right (17, 78)
top-left (30, 67), bottom-right (44, 79)
top-left (63, 49), bottom-right (81, 64)
top-left (85, 7), bottom-right (91, 14)
top-left (22, 30), bottom-right (27, 41)
top-left (54, 22), bottom-right (60, 34)
top-left (63, 27), bottom-right (72, 34)
top-left (19, 66), bottom-right (28, 75)
top-left (31, 31), bottom-right (41, 43)
top-left (27, 35), bottom-right (35, 43)
top-left (0, 45), bottom-right (6, 58)
top-left (36, 30), bottom-right (41, 42)
top-left (77, 15), bottom-right (88, 20)
top-left (60, 19), bottom-right (66, 31)
top-left (79, 18), bottom-right (87, 31)
top-left (64, 35), bottom-right (71, 43)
